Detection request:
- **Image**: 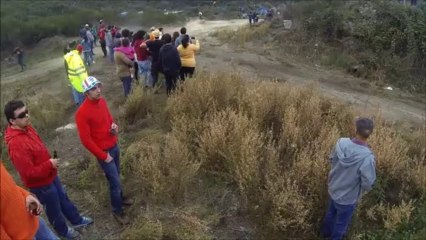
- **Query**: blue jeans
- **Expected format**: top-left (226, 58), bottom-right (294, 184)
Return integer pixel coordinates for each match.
top-left (30, 176), bottom-right (83, 237)
top-left (321, 198), bottom-right (356, 240)
top-left (71, 87), bottom-right (85, 106)
top-left (34, 217), bottom-right (59, 240)
top-left (108, 46), bottom-right (114, 63)
top-left (97, 145), bottom-right (123, 214)
top-left (83, 51), bottom-right (93, 66)
top-left (121, 75), bottom-right (132, 97)
top-left (137, 60), bottom-right (152, 87)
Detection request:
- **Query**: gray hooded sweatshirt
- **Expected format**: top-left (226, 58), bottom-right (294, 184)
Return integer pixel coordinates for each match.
top-left (328, 138), bottom-right (376, 205)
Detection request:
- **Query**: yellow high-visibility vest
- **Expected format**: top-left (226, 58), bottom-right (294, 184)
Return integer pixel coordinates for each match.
top-left (64, 50), bottom-right (88, 93)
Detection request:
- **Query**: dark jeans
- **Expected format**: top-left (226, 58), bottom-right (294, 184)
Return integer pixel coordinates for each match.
top-left (97, 145), bottom-right (123, 214)
top-left (30, 176), bottom-right (83, 237)
top-left (164, 72), bottom-right (179, 96)
top-left (151, 64), bottom-right (160, 87)
top-left (100, 39), bottom-right (107, 57)
top-left (133, 61), bottom-right (139, 81)
top-left (180, 67), bottom-right (195, 81)
top-left (321, 198), bottom-right (356, 240)
top-left (120, 75), bottom-right (132, 97)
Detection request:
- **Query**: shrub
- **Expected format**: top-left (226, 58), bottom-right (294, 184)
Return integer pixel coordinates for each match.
top-left (119, 72), bottom-right (425, 238)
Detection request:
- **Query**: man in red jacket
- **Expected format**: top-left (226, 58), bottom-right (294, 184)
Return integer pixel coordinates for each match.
top-left (4, 100), bottom-right (93, 239)
top-left (75, 76), bottom-right (132, 225)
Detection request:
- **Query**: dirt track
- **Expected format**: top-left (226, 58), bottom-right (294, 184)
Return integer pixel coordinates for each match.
top-left (1, 19), bottom-right (425, 124)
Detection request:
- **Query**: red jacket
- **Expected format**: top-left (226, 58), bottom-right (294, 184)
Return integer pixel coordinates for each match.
top-left (98, 27), bottom-right (106, 40)
top-left (75, 97), bottom-right (117, 160)
top-left (4, 125), bottom-right (57, 188)
top-left (134, 39), bottom-right (150, 61)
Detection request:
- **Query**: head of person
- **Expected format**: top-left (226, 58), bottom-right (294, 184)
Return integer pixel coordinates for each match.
top-left (85, 23), bottom-right (89, 29)
top-left (107, 25), bottom-right (112, 30)
top-left (181, 34), bottom-right (190, 48)
top-left (82, 76), bottom-right (102, 100)
top-left (76, 44), bottom-right (83, 54)
top-left (121, 28), bottom-right (130, 38)
top-left (172, 31), bottom-right (180, 41)
top-left (134, 30), bottom-right (146, 41)
top-left (355, 117), bottom-right (374, 140)
top-left (180, 27), bottom-right (187, 35)
top-left (121, 38), bottom-right (130, 47)
top-left (4, 100), bottom-right (30, 129)
top-left (63, 45), bottom-right (71, 54)
top-left (162, 33), bottom-right (172, 44)
top-left (152, 29), bottom-right (160, 39)
top-left (115, 32), bottom-right (122, 38)
top-left (99, 19), bottom-right (103, 24)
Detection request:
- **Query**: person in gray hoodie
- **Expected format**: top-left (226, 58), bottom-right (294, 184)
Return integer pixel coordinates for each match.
top-left (321, 117), bottom-right (376, 240)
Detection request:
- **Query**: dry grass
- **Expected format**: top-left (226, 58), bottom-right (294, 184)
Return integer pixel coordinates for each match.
top-left (116, 72), bottom-right (425, 238)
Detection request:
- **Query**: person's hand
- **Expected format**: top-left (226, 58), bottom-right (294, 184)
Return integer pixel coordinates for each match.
top-left (26, 194), bottom-right (42, 215)
top-left (111, 123), bottom-right (119, 135)
top-left (49, 158), bottom-right (59, 168)
top-left (104, 153), bottom-right (113, 163)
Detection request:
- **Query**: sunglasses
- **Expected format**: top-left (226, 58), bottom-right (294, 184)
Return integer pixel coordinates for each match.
top-left (15, 109), bottom-right (29, 119)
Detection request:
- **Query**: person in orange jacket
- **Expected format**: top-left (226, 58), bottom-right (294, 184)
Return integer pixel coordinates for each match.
top-left (0, 162), bottom-right (59, 240)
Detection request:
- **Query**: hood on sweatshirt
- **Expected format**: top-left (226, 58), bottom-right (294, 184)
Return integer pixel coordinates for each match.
top-left (5, 125), bottom-right (27, 144)
top-left (333, 138), bottom-right (373, 167)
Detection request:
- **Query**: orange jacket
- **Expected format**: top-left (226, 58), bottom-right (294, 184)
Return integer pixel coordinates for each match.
top-left (0, 163), bottom-right (38, 240)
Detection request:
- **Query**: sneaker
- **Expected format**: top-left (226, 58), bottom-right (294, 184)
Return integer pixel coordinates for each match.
top-left (73, 216), bottom-right (94, 229)
top-left (113, 212), bottom-right (130, 225)
top-left (65, 227), bottom-right (80, 239)
top-left (122, 196), bottom-right (134, 206)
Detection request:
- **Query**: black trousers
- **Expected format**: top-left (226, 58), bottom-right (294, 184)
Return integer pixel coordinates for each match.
top-left (164, 72), bottom-right (179, 96)
top-left (133, 61), bottom-right (139, 80)
top-left (180, 67), bottom-right (195, 81)
top-left (100, 39), bottom-right (107, 57)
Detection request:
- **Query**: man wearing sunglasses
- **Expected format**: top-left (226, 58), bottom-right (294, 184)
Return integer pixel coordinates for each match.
top-left (4, 100), bottom-right (93, 239)
top-left (75, 76), bottom-right (133, 225)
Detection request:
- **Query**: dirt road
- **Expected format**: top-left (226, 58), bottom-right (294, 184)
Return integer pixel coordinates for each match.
top-left (1, 19), bottom-right (424, 124)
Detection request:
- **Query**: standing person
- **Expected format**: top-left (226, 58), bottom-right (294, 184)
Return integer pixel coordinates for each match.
top-left (321, 117), bottom-right (376, 240)
top-left (1, 162), bottom-right (59, 240)
top-left (4, 100), bottom-right (93, 239)
top-left (133, 30), bottom-right (152, 87)
top-left (84, 24), bottom-right (95, 57)
top-left (98, 25), bottom-right (107, 57)
top-left (114, 38), bottom-right (135, 97)
top-left (143, 29), bottom-right (164, 87)
top-left (158, 33), bottom-right (181, 95)
top-left (64, 45), bottom-right (88, 106)
top-left (13, 47), bottom-right (26, 72)
top-left (174, 27), bottom-right (191, 47)
top-left (81, 36), bottom-right (93, 66)
top-left (106, 26), bottom-right (114, 63)
top-left (172, 31), bottom-right (180, 45)
top-left (121, 28), bottom-right (138, 81)
top-left (177, 35), bottom-right (200, 81)
top-left (91, 26), bottom-right (98, 47)
top-left (75, 76), bottom-right (133, 225)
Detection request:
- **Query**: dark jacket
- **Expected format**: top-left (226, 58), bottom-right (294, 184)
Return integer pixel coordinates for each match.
top-left (159, 43), bottom-right (182, 75)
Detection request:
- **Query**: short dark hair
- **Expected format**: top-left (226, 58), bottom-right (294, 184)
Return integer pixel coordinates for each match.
top-left (180, 27), bottom-right (187, 35)
top-left (356, 117), bottom-right (374, 138)
top-left (121, 29), bottom-right (130, 38)
top-left (182, 34), bottom-right (190, 48)
top-left (162, 33), bottom-right (172, 43)
top-left (121, 38), bottom-right (130, 47)
top-left (4, 100), bottom-right (25, 124)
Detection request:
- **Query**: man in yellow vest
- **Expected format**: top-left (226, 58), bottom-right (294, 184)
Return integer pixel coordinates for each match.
top-left (64, 45), bottom-right (88, 106)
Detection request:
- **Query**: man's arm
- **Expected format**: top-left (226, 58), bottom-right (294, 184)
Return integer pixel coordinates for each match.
top-left (76, 113), bottom-right (108, 160)
top-left (360, 156), bottom-right (376, 193)
top-left (8, 143), bottom-right (54, 181)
